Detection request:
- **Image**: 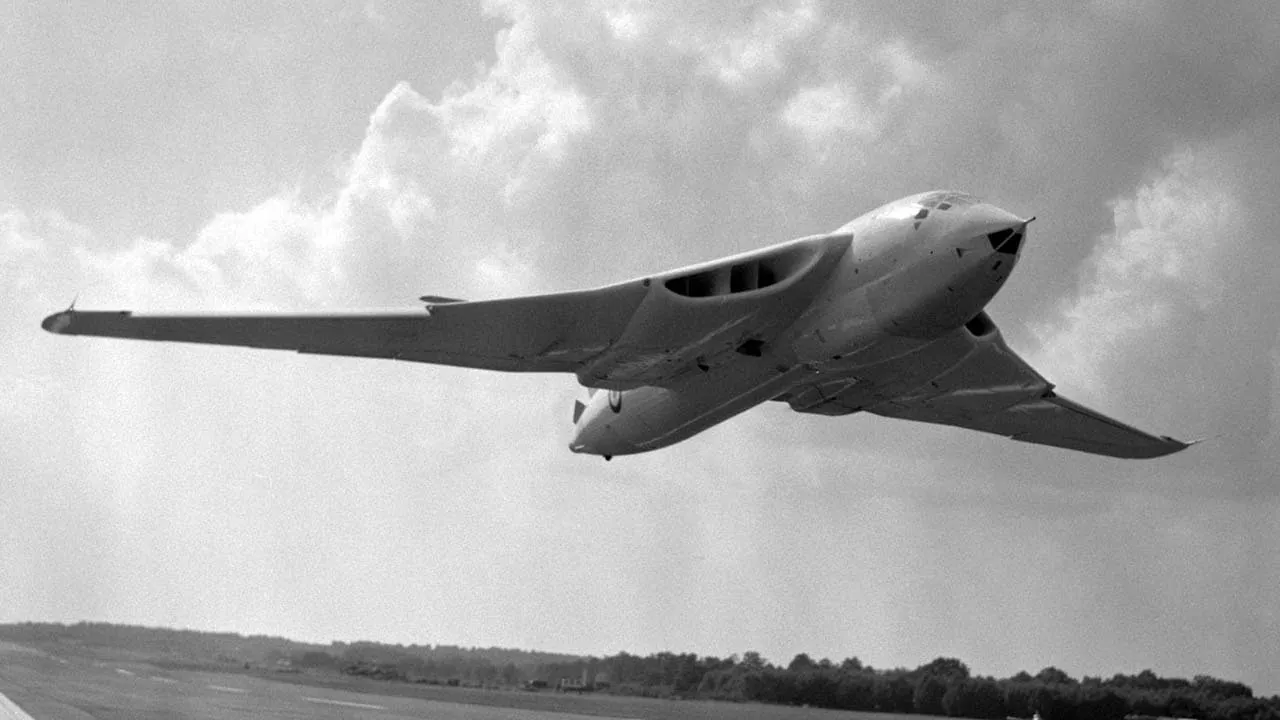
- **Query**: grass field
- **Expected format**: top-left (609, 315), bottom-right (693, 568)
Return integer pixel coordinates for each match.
top-left (0, 640), bottom-right (934, 720)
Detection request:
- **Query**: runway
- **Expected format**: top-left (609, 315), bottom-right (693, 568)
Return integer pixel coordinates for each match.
top-left (0, 640), bottom-right (632, 720)
top-left (0, 640), bottom-right (916, 720)
top-left (0, 691), bottom-right (37, 720)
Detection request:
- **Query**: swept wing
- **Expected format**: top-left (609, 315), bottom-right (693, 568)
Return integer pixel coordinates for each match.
top-left (784, 313), bottom-right (1188, 459)
top-left (41, 285), bottom-right (649, 374)
top-left (41, 231), bottom-right (853, 388)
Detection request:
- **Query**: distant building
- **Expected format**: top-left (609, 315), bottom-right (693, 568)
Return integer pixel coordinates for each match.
top-left (557, 676), bottom-right (588, 693)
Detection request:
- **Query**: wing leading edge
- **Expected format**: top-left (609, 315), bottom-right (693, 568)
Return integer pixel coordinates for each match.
top-left (871, 387), bottom-right (1189, 459)
top-left (853, 316), bottom-right (1189, 459)
top-left (40, 282), bottom-right (651, 374)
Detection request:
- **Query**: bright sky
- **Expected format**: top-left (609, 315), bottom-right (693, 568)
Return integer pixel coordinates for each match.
top-left (4, 0), bottom-right (1279, 695)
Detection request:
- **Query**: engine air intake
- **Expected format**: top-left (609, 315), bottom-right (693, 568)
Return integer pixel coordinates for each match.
top-left (987, 228), bottom-right (1023, 255)
top-left (664, 245), bottom-right (815, 298)
top-left (964, 311), bottom-right (997, 338)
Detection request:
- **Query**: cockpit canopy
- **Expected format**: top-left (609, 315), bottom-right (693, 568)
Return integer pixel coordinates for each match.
top-left (917, 190), bottom-right (979, 210)
top-left (874, 190), bottom-right (981, 223)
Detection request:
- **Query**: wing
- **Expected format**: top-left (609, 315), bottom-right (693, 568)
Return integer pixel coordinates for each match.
top-left (43, 230), bottom-right (856, 388)
top-left (867, 318), bottom-right (1188, 458)
top-left (41, 282), bottom-right (651, 374)
top-left (782, 313), bottom-right (1189, 459)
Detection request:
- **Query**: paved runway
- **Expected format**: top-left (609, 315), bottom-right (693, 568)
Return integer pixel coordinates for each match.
top-left (0, 641), bottom-right (913, 720)
top-left (0, 690), bottom-right (37, 720)
top-left (0, 641), bottom-right (634, 720)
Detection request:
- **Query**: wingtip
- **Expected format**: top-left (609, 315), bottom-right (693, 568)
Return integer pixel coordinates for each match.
top-left (42, 309), bottom-right (75, 334)
top-left (1177, 434), bottom-right (1215, 449)
top-left (41, 294), bottom-right (82, 334)
top-left (1146, 434), bottom-right (1204, 458)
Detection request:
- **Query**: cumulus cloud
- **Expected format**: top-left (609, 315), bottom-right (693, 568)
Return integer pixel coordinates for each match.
top-left (1030, 149), bottom-right (1240, 400)
top-left (1025, 133), bottom-right (1280, 487)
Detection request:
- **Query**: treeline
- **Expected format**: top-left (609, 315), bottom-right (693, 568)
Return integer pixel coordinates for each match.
top-left (0, 621), bottom-right (305, 663)
top-left (0, 622), bottom-right (577, 671)
top-left (304, 649), bottom-right (1279, 720)
top-left (4, 623), bottom-right (1277, 720)
top-left (685, 655), bottom-right (1278, 720)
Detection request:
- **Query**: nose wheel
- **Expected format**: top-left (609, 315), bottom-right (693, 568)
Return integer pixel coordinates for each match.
top-left (603, 455), bottom-right (612, 461)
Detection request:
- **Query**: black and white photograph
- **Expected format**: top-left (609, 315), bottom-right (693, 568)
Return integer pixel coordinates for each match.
top-left (3, 2), bottom-right (1278, 719)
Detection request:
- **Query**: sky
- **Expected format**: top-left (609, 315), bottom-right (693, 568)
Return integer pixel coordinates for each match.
top-left (4, 0), bottom-right (1279, 695)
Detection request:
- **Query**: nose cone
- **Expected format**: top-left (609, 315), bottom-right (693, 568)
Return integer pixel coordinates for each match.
top-left (569, 421), bottom-right (595, 454)
top-left (569, 414), bottom-right (632, 458)
top-left (569, 408), bottom-right (642, 459)
top-left (958, 203), bottom-right (1031, 258)
top-left (569, 427), bottom-right (629, 460)
top-left (569, 424), bottom-right (595, 454)
top-left (965, 203), bottom-right (1025, 232)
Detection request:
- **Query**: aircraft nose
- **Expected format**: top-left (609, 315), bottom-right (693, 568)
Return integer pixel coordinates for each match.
top-left (961, 204), bottom-right (1031, 257)
top-left (569, 418), bottom-right (609, 456)
top-left (569, 423), bottom-right (594, 454)
top-left (965, 203), bottom-right (1025, 231)
top-left (569, 418), bottom-right (632, 459)
top-left (986, 222), bottom-right (1029, 255)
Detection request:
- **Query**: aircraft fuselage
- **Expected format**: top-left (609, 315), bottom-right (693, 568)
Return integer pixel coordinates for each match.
top-left (569, 191), bottom-right (1030, 458)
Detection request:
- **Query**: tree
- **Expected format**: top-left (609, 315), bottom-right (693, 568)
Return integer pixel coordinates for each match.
top-left (787, 653), bottom-right (816, 672)
top-left (673, 654), bottom-right (703, 694)
top-left (874, 675), bottom-right (915, 713)
top-left (795, 669), bottom-right (838, 708)
top-left (917, 657), bottom-right (971, 681)
top-left (1194, 674), bottom-right (1253, 700)
top-left (1036, 666), bottom-right (1075, 684)
top-left (914, 675), bottom-right (948, 715)
top-left (1073, 687), bottom-right (1129, 720)
top-left (740, 651), bottom-right (766, 670)
top-left (943, 678), bottom-right (1007, 719)
top-left (840, 656), bottom-right (864, 672)
top-left (835, 671), bottom-right (875, 711)
top-left (1002, 681), bottom-right (1040, 718)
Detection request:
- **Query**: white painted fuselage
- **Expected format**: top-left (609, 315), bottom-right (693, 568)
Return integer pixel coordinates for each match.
top-left (569, 192), bottom-right (1029, 458)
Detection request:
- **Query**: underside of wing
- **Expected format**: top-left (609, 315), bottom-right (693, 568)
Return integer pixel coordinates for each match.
top-left (41, 282), bottom-right (651, 373)
top-left (839, 314), bottom-right (1187, 459)
top-left (42, 230), bottom-right (856, 388)
top-left (871, 388), bottom-right (1189, 459)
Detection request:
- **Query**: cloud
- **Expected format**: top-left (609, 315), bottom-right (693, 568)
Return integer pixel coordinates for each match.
top-left (1024, 129), bottom-right (1280, 490)
top-left (1030, 148), bottom-right (1240, 401)
top-left (689, 1), bottom-right (819, 88)
top-left (23, 27), bottom-right (593, 310)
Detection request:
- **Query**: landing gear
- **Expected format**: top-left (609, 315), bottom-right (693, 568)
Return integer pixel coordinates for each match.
top-left (603, 455), bottom-right (612, 461)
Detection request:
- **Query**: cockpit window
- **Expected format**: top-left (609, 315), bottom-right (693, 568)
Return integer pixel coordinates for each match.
top-left (919, 191), bottom-right (979, 209)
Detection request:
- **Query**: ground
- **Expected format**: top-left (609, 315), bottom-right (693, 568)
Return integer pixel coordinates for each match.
top-left (0, 641), bottom-right (932, 720)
